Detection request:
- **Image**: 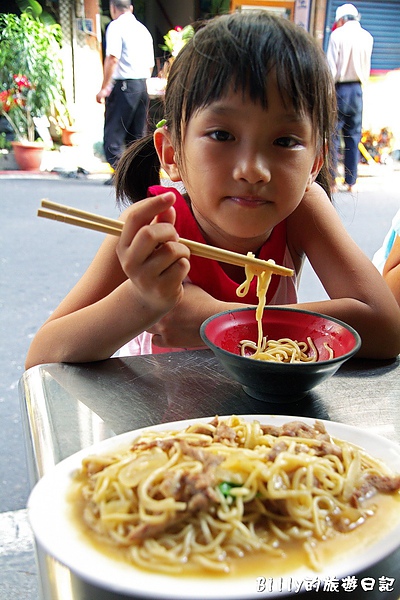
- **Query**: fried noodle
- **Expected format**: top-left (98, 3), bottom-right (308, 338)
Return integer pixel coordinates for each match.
top-left (236, 254), bottom-right (333, 361)
top-left (74, 416), bottom-right (400, 574)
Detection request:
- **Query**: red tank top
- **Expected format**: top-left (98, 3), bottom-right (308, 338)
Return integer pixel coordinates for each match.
top-left (149, 185), bottom-right (287, 304)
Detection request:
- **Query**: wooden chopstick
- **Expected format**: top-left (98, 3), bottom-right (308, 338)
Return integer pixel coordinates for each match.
top-left (173, 238), bottom-right (293, 275)
top-left (40, 199), bottom-right (124, 231)
top-left (38, 200), bottom-right (294, 277)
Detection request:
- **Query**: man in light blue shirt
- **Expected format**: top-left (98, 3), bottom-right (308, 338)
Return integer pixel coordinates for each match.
top-left (96, 0), bottom-right (155, 174)
top-left (327, 3), bottom-right (373, 193)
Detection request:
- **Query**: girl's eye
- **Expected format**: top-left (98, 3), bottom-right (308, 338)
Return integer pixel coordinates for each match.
top-left (274, 136), bottom-right (301, 148)
top-left (209, 130), bottom-right (233, 142)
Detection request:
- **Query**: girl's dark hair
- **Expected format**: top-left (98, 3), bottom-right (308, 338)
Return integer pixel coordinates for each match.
top-left (115, 10), bottom-right (336, 205)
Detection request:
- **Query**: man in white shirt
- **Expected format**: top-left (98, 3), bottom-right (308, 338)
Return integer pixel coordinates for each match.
top-left (96, 0), bottom-right (155, 176)
top-left (326, 3), bottom-right (373, 192)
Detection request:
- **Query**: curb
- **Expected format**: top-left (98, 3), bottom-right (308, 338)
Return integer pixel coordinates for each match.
top-left (0, 170), bottom-right (111, 181)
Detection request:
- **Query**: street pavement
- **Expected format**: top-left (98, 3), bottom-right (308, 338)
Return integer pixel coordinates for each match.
top-left (0, 164), bottom-right (399, 599)
top-left (1, 174), bottom-right (119, 600)
top-left (1, 174), bottom-right (120, 511)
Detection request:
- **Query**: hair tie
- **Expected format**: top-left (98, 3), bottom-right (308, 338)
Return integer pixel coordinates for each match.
top-left (156, 119), bottom-right (167, 128)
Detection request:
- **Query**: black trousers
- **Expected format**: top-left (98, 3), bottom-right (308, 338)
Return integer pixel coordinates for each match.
top-left (103, 78), bottom-right (149, 169)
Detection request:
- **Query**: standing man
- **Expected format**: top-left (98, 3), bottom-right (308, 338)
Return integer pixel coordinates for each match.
top-left (327, 3), bottom-right (373, 193)
top-left (96, 1), bottom-right (155, 178)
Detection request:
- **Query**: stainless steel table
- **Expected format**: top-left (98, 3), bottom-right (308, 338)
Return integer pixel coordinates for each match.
top-left (19, 350), bottom-right (400, 600)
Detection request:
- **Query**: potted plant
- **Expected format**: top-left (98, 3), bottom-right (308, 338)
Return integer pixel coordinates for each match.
top-left (158, 25), bottom-right (194, 78)
top-left (51, 99), bottom-right (80, 147)
top-left (0, 11), bottom-right (66, 170)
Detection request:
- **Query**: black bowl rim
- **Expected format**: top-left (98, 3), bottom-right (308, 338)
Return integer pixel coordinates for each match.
top-left (200, 306), bottom-right (362, 367)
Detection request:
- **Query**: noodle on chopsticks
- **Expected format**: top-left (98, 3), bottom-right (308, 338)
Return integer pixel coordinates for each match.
top-left (73, 416), bottom-right (400, 575)
top-left (236, 254), bottom-right (333, 362)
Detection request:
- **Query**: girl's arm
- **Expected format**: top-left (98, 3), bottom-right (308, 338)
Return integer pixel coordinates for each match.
top-left (149, 185), bottom-right (400, 359)
top-left (286, 184), bottom-right (400, 358)
top-left (382, 233), bottom-right (400, 306)
top-left (25, 193), bottom-right (190, 368)
top-left (149, 282), bottom-right (244, 349)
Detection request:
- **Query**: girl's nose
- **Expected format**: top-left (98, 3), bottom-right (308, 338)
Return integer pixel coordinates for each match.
top-left (232, 153), bottom-right (271, 184)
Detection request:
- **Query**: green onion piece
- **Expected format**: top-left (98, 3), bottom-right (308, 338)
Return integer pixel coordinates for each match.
top-left (218, 481), bottom-right (241, 497)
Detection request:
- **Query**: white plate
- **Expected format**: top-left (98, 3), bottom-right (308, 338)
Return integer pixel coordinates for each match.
top-left (28, 415), bottom-right (400, 599)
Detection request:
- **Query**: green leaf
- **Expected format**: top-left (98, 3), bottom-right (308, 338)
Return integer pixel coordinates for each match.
top-left (0, 11), bottom-right (65, 139)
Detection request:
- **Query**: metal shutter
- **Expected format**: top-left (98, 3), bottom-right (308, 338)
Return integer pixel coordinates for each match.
top-left (324, 0), bottom-right (400, 71)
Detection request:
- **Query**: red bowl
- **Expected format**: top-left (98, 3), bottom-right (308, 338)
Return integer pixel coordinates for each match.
top-left (200, 307), bottom-right (361, 402)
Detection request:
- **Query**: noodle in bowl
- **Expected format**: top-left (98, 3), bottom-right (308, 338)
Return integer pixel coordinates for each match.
top-left (200, 307), bottom-right (361, 402)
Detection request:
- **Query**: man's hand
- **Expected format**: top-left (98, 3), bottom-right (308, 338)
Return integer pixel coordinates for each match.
top-left (96, 55), bottom-right (118, 103)
top-left (96, 87), bottom-right (110, 104)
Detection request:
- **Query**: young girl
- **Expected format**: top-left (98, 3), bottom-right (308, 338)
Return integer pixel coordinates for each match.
top-left (26, 11), bottom-right (400, 368)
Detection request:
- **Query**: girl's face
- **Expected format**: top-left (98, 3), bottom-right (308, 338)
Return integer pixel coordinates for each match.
top-left (157, 81), bottom-right (323, 254)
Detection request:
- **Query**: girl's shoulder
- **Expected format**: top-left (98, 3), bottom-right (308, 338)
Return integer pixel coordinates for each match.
top-left (286, 183), bottom-right (339, 260)
top-left (288, 182), bottom-right (333, 224)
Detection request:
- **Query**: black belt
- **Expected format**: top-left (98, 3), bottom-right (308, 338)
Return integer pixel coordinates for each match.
top-left (336, 80), bottom-right (361, 85)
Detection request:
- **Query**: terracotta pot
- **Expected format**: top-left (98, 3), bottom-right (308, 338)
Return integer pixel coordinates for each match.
top-left (61, 127), bottom-right (79, 146)
top-left (11, 141), bottom-right (45, 171)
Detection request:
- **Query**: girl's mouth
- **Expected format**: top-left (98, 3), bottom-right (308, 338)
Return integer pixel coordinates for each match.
top-left (229, 196), bottom-right (268, 208)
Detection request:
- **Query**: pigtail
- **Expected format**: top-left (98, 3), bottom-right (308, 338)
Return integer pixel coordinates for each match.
top-left (114, 134), bottom-right (161, 206)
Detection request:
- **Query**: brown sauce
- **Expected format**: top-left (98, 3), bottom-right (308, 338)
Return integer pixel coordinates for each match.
top-left (67, 483), bottom-right (400, 579)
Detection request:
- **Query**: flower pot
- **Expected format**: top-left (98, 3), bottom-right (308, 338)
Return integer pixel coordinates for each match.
top-left (11, 141), bottom-right (45, 171)
top-left (61, 127), bottom-right (80, 147)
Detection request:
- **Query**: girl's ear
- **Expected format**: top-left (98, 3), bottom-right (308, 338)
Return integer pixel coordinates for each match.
top-left (305, 150), bottom-right (324, 191)
top-left (154, 128), bottom-right (182, 182)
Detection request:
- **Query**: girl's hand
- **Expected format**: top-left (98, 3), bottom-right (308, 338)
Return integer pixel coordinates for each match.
top-left (116, 193), bottom-right (191, 314)
top-left (148, 283), bottom-right (246, 348)
top-left (25, 192), bottom-right (191, 368)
